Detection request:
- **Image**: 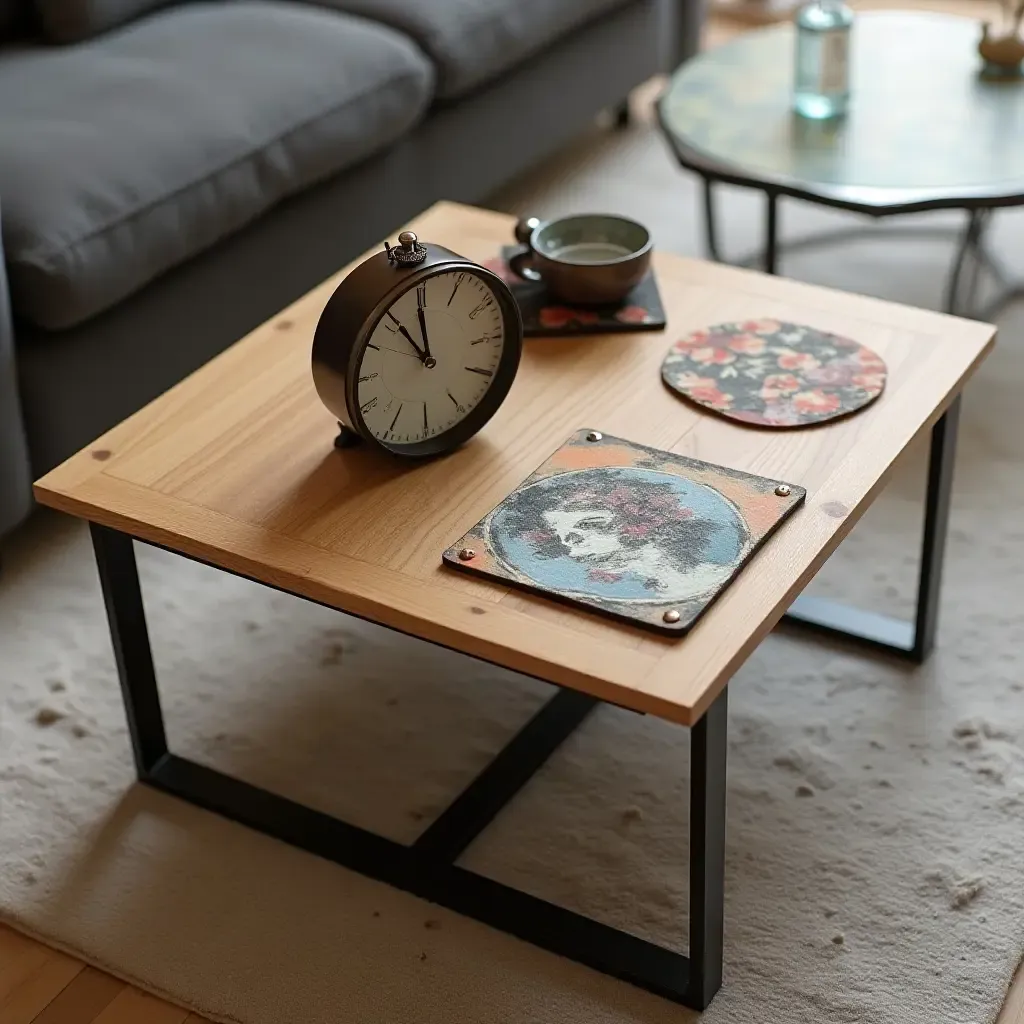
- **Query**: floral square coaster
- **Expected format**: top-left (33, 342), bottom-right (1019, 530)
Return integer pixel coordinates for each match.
top-left (443, 430), bottom-right (805, 635)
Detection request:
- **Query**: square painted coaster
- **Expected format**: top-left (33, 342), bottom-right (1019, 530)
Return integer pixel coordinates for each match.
top-left (442, 430), bottom-right (806, 636)
top-left (480, 247), bottom-right (667, 337)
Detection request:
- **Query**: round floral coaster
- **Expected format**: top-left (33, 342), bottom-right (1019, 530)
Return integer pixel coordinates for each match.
top-left (662, 319), bottom-right (887, 427)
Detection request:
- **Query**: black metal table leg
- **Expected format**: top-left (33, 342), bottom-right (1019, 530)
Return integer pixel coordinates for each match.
top-left (700, 182), bottom-right (778, 276)
top-left (91, 524), bottom-right (168, 776)
top-left (911, 396), bottom-right (960, 661)
top-left (87, 526), bottom-right (730, 1011)
top-left (703, 178), bottom-right (723, 263)
top-left (764, 192), bottom-right (779, 275)
top-left (961, 210), bottom-right (991, 317)
top-left (687, 686), bottom-right (728, 1009)
top-left (944, 209), bottom-right (986, 316)
top-left (784, 397), bottom-right (961, 662)
top-left (691, 168), bottom-right (1022, 320)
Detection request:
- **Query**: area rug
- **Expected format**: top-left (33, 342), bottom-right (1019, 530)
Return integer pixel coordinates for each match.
top-left (2, 95), bottom-right (1024, 1024)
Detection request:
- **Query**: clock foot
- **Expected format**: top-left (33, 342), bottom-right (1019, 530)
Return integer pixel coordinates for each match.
top-left (333, 423), bottom-right (363, 449)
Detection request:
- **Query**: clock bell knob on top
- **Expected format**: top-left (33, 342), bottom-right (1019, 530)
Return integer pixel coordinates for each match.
top-left (311, 230), bottom-right (524, 459)
top-left (385, 230), bottom-right (429, 266)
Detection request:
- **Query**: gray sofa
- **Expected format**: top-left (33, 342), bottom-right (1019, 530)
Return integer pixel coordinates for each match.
top-left (0, 0), bottom-right (700, 544)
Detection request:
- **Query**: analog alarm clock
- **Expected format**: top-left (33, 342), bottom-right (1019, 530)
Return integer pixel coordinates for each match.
top-left (312, 231), bottom-right (523, 457)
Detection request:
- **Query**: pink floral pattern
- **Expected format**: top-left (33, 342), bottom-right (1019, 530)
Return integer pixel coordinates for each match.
top-left (539, 306), bottom-right (600, 329)
top-left (615, 304), bottom-right (654, 324)
top-left (662, 320), bottom-right (887, 428)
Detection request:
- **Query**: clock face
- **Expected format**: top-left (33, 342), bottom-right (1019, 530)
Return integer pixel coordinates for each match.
top-left (354, 269), bottom-right (509, 447)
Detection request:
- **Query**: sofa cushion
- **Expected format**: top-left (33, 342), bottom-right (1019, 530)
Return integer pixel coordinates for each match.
top-left (33, 0), bottom-right (176, 44)
top-left (312, 0), bottom-right (633, 99)
top-left (0, 2), bottom-right (434, 330)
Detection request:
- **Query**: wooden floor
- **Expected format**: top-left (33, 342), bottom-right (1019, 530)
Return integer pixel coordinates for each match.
top-left (0, 924), bottom-right (209, 1024)
top-left (6, 0), bottom-right (1023, 1020)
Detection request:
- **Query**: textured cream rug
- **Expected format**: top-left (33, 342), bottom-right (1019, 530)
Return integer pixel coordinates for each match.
top-left (2, 100), bottom-right (1024, 1024)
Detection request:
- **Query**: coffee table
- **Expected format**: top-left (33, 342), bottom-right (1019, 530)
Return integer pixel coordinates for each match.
top-left (34, 201), bottom-right (995, 1010)
top-left (657, 11), bottom-right (1024, 319)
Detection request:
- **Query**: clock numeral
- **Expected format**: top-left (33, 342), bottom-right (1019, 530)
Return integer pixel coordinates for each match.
top-left (358, 372), bottom-right (378, 383)
top-left (360, 397), bottom-right (378, 414)
top-left (470, 331), bottom-right (498, 345)
top-left (447, 273), bottom-right (465, 306)
top-left (366, 342), bottom-right (380, 350)
top-left (416, 282), bottom-right (428, 309)
top-left (389, 405), bottom-right (402, 432)
top-left (465, 366), bottom-right (493, 378)
top-left (384, 311), bottom-right (400, 332)
top-left (468, 300), bottom-right (488, 320)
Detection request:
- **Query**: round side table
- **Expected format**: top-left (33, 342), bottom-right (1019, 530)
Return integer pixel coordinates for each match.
top-left (657, 11), bottom-right (1024, 317)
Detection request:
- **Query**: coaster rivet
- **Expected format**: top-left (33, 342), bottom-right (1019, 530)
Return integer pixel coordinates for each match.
top-left (586, 431), bottom-right (603, 442)
top-left (663, 609), bottom-right (681, 624)
top-left (458, 548), bottom-right (476, 561)
top-left (775, 484), bottom-right (792, 497)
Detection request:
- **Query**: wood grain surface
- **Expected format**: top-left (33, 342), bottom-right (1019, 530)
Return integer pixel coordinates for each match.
top-left (34, 202), bottom-right (995, 725)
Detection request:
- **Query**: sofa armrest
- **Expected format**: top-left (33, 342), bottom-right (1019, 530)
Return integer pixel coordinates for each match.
top-left (0, 203), bottom-right (33, 541)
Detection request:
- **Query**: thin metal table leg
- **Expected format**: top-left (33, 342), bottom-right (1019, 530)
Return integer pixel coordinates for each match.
top-left (783, 398), bottom-right (961, 663)
top-left (961, 210), bottom-right (990, 316)
top-left (764, 193), bottom-right (779, 275)
top-left (687, 686), bottom-right (728, 1009)
top-left (703, 178), bottom-right (722, 263)
top-left (911, 396), bottom-right (960, 661)
top-left (90, 523), bottom-right (168, 777)
top-left (971, 213), bottom-right (1014, 289)
top-left (944, 209), bottom-right (985, 315)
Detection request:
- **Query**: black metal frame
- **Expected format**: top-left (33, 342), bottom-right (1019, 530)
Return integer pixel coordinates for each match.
top-left (783, 397), bottom-right (959, 662)
top-left (90, 522), bottom-right (728, 1010)
top-left (701, 181), bottom-right (1023, 320)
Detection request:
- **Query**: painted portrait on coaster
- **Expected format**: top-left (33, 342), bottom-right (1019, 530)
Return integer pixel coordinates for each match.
top-left (444, 432), bottom-right (805, 634)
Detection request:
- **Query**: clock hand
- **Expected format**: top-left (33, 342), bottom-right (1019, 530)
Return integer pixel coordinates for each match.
top-left (397, 323), bottom-right (426, 361)
top-left (379, 345), bottom-right (423, 361)
top-left (385, 311), bottom-right (425, 360)
top-left (417, 304), bottom-right (433, 361)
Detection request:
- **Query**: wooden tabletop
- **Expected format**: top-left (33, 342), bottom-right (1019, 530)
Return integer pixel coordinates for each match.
top-left (34, 202), bottom-right (996, 726)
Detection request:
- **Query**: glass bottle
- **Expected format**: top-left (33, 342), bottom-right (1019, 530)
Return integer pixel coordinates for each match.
top-left (793, 0), bottom-right (854, 120)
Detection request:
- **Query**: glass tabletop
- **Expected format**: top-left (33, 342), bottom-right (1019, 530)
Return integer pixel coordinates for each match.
top-left (658, 11), bottom-right (1024, 209)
